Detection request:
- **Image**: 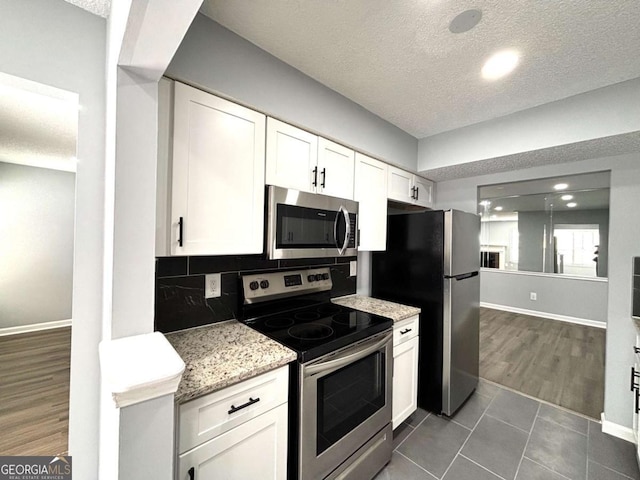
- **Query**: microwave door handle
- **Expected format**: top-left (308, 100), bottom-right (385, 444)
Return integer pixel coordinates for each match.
top-left (334, 206), bottom-right (350, 255)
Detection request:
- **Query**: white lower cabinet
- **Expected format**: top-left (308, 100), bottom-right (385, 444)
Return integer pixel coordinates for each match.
top-left (176, 366), bottom-right (289, 480)
top-left (392, 316), bottom-right (420, 429)
top-left (177, 403), bottom-right (288, 480)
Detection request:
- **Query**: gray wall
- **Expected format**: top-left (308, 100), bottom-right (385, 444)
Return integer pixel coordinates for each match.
top-left (0, 163), bottom-right (75, 328)
top-left (0, 1), bottom-right (106, 476)
top-left (436, 152), bottom-right (640, 429)
top-left (517, 209), bottom-right (609, 276)
top-left (480, 270), bottom-right (608, 323)
top-left (417, 77), bottom-right (640, 171)
top-left (166, 14), bottom-right (418, 171)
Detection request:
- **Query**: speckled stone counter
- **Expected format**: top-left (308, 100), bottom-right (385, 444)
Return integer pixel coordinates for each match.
top-left (166, 321), bottom-right (297, 404)
top-left (332, 295), bottom-right (421, 322)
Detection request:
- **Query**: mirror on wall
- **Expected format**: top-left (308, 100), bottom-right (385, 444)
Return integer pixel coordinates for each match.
top-left (478, 171), bottom-right (610, 278)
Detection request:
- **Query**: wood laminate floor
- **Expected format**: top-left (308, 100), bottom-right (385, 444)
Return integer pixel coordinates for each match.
top-left (479, 308), bottom-right (605, 419)
top-left (0, 327), bottom-right (71, 455)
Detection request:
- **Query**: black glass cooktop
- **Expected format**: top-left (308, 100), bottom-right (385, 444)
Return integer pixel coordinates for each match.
top-left (242, 303), bottom-right (392, 363)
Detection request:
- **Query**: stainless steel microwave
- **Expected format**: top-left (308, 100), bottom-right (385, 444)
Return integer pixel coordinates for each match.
top-left (266, 185), bottom-right (358, 260)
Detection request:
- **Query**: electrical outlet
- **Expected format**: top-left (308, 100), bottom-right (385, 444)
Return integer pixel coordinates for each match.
top-left (350, 260), bottom-right (357, 277)
top-left (530, 292), bottom-right (537, 301)
top-left (205, 273), bottom-right (221, 299)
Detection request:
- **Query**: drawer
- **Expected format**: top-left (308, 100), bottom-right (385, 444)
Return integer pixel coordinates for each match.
top-left (393, 315), bottom-right (419, 346)
top-left (178, 365), bottom-right (289, 454)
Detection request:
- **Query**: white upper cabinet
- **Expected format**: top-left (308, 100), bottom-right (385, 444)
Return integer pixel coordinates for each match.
top-left (413, 175), bottom-right (434, 208)
top-left (317, 137), bottom-right (355, 199)
top-left (387, 165), bottom-right (434, 208)
top-left (387, 166), bottom-right (414, 204)
top-left (355, 153), bottom-right (388, 251)
top-left (266, 118), bottom-right (355, 199)
top-left (266, 118), bottom-right (318, 193)
top-left (171, 82), bottom-right (266, 255)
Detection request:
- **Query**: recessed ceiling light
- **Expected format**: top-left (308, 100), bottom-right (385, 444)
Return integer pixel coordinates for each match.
top-left (494, 206), bottom-right (503, 211)
top-left (479, 200), bottom-right (491, 206)
top-left (481, 50), bottom-right (520, 80)
top-left (554, 183), bottom-right (569, 190)
top-left (567, 202), bottom-right (577, 208)
top-left (561, 194), bottom-right (574, 201)
top-left (449, 9), bottom-right (482, 34)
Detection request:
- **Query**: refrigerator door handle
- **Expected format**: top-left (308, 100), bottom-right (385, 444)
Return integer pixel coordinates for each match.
top-left (446, 271), bottom-right (479, 281)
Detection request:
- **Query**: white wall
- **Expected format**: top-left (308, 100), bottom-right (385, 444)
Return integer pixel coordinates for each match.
top-left (166, 14), bottom-right (418, 171)
top-left (436, 152), bottom-right (640, 429)
top-left (417, 78), bottom-right (640, 171)
top-left (0, 163), bottom-right (75, 328)
top-left (0, 1), bottom-right (106, 476)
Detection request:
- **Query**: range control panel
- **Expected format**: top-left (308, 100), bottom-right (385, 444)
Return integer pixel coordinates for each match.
top-left (242, 267), bottom-right (333, 304)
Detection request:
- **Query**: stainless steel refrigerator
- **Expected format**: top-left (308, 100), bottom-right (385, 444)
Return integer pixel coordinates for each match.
top-left (372, 209), bottom-right (480, 416)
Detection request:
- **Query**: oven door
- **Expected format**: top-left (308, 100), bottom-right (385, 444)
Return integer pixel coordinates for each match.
top-left (267, 185), bottom-right (358, 260)
top-left (299, 331), bottom-right (392, 480)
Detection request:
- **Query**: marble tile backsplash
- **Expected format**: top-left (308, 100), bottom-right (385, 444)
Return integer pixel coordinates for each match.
top-left (155, 255), bottom-right (356, 333)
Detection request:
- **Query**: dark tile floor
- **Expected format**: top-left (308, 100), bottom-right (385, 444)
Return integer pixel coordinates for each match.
top-left (376, 379), bottom-right (640, 480)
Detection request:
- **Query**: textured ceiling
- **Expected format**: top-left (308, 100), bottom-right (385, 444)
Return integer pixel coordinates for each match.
top-left (63, 0), bottom-right (110, 18)
top-left (201, 1), bottom-right (640, 138)
top-left (421, 132), bottom-right (640, 182)
top-left (0, 74), bottom-right (78, 172)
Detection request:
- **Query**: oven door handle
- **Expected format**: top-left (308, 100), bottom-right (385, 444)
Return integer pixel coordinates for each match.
top-left (334, 205), bottom-right (351, 256)
top-left (304, 332), bottom-right (391, 377)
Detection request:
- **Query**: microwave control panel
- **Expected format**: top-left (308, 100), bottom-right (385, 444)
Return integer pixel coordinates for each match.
top-left (242, 267), bottom-right (332, 304)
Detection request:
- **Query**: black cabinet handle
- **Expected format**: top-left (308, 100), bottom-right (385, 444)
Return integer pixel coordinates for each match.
top-left (415, 187), bottom-right (419, 200)
top-left (635, 347), bottom-right (640, 354)
top-left (631, 366), bottom-right (640, 391)
top-left (400, 328), bottom-right (412, 335)
top-left (321, 168), bottom-right (326, 188)
top-left (410, 186), bottom-right (416, 199)
top-left (228, 397), bottom-right (260, 415)
top-left (636, 388), bottom-right (640, 414)
top-left (312, 166), bottom-right (318, 186)
top-left (188, 467), bottom-right (194, 480)
top-left (178, 217), bottom-right (184, 247)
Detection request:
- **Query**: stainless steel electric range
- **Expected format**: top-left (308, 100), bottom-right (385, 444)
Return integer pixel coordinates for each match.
top-left (240, 267), bottom-right (393, 480)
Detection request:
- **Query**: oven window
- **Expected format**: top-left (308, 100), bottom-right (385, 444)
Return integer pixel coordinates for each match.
top-left (276, 204), bottom-right (338, 248)
top-left (316, 351), bottom-right (386, 455)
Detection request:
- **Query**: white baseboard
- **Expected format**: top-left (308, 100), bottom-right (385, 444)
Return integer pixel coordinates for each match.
top-left (0, 319), bottom-right (72, 337)
top-left (480, 302), bottom-right (607, 329)
top-left (601, 413), bottom-right (636, 443)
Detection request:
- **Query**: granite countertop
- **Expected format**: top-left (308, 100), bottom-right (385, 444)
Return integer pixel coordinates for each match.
top-left (332, 295), bottom-right (421, 322)
top-left (166, 321), bottom-right (297, 404)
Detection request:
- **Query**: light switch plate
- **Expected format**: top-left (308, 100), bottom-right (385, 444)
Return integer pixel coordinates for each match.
top-left (350, 260), bottom-right (357, 277)
top-left (205, 273), bottom-right (222, 299)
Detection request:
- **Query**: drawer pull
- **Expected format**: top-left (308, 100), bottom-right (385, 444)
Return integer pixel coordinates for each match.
top-left (188, 466), bottom-right (195, 480)
top-left (400, 328), bottom-right (412, 335)
top-left (228, 397), bottom-right (260, 415)
top-left (635, 347), bottom-right (640, 354)
top-left (631, 367), bottom-right (640, 391)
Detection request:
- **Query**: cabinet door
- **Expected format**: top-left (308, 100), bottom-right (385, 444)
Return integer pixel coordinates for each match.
top-left (392, 336), bottom-right (419, 429)
top-left (171, 82), bottom-right (265, 255)
top-left (387, 166), bottom-right (414, 203)
top-left (355, 153), bottom-right (387, 251)
top-left (317, 137), bottom-right (354, 199)
top-left (177, 403), bottom-right (288, 480)
top-left (413, 175), bottom-right (434, 208)
top-left (266, 118), bottom-right (318, 193)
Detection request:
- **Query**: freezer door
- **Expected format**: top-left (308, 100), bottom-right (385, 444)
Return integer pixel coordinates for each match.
top-left (444, 210), bottom-right (480, 277)
top-left (442, 273), bottom-right (479, 416)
